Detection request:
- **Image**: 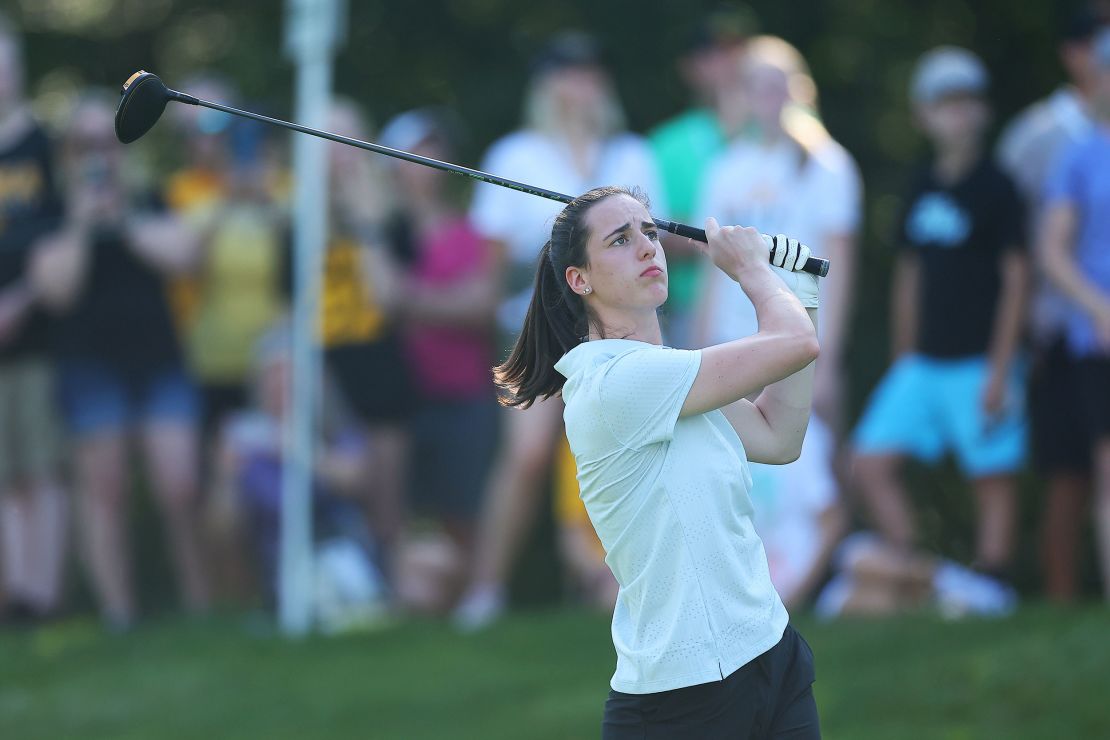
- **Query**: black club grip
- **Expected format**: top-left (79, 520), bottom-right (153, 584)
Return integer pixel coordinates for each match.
top-left (654, 219), bottom-right (830, 278)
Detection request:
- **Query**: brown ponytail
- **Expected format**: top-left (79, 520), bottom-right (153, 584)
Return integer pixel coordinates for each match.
top-left (494, 185), bottom-right (649, 408)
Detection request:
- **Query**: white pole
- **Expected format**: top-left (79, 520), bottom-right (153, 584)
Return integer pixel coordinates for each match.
top-left (280, 0), bottom-right (344, 636)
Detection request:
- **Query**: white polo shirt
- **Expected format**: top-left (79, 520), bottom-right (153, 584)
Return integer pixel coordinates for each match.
top-left (555, 339), bottom-right (788, 695)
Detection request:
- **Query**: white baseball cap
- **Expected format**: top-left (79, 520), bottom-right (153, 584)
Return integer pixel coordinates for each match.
top-left (910, 46), bottom-right (989, 104)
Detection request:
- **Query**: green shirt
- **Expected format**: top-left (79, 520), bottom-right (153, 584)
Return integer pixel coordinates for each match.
top-left (649, 108), bottom-right (726, 310)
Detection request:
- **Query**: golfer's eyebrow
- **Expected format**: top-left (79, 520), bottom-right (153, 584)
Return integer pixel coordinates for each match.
top-left (604, 223), bottom-right (631, 242)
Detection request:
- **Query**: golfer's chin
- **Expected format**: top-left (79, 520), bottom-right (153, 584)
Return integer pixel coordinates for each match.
top-left (643, 282), bottom-right (668, 309)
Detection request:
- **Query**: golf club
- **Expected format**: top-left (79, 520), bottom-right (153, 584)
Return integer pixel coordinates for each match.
top-left (114, 71), bottom-right (830, 277)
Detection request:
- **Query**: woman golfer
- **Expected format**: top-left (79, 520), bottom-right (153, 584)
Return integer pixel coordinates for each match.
top-left (498, 185), bottom-right (821, 738)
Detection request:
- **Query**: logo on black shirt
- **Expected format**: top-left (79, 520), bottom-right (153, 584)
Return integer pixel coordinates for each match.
top-left (906, 192), bottom-right (971, 247)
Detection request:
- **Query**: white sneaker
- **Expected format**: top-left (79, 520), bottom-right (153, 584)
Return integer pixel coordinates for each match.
top-left (933, 562), bottom-right (1017, 619)
top-left (451, 584), bottom-right (507, 632)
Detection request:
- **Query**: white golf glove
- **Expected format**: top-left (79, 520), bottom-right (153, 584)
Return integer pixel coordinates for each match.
top-left (763, 233), bottom-right (819, 308)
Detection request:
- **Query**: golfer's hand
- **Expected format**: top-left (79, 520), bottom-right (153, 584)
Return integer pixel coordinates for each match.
top-left (759, 232), bottom-right (817, 307)
top-left (702, 217), bottom-right (772, 282)
top-left (763, 233), bottom-right (811, 273)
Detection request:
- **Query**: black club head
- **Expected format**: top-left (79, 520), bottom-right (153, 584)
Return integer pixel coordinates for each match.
top-left (114, 71), bottom-right (173, 144)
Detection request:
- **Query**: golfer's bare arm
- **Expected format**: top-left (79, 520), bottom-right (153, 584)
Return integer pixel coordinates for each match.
top-left (681, 223), bottom-right (819, 464)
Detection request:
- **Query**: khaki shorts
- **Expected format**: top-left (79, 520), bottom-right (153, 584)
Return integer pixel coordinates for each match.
top-left (0, 358), bottom-right (64, 486)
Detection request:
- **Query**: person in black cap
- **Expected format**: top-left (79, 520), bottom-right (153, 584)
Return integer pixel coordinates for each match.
top-left (453, 30), bottom-right (666, 630)
top-left (997, 2), bottom-right (1109, 602)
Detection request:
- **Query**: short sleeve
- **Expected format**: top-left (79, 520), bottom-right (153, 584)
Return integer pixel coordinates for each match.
top-left (598, 347), bottom-right (702, 449)
top-left (996, 109), bottom-right (1043, 204)
top-left (895, 170), bottom-right (928, 252)
top-left (1043, 139), bottom-right (1084, 210)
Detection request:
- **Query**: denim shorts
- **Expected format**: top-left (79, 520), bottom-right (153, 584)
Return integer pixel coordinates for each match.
top-left (56, 360), bottom-right (199, 436)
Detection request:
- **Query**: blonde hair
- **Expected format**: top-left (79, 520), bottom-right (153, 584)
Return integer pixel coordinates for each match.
top-left (522, 71), bottom-right (626, 139)
top-left (745, 35), bottom-right (831, 167)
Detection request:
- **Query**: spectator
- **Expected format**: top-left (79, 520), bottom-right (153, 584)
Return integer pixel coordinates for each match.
top-left (814, 532), bottom-right (1017, 619)
top-left (750, 421), bottom-right (846, 610)
top-left (319, 99), bottom-right (412, 585)
top-left (453, 31), bottom-right (665, 630)
top-left (693, 35), bottom-right (862, 438)
top-left (211, 325), bottom-right (386, 630)
top-left (32, 92), bottom-right (207, 629)
top-left (373, 108), bottom-right (498, 610)
top-left (552, 436), bottom-right (618, 612)
top-left (166, 78), bottom-right (289, 447)
top-left (850, 48), bottom-right (1029, 595)
top-left (997, 6), bottom-right (1108, 602)
top-left (163, 79), bottom-right (288, 604)
top-left (648, 5), bottom-right (756, 348)
top-left (1039, 27), bottom-right (1110, 600)
top-left (0, 13), bottom-right (67, 624)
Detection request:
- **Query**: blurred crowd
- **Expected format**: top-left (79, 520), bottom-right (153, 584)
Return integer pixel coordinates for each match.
top-left (2, 3), bottom-right (1110, 633)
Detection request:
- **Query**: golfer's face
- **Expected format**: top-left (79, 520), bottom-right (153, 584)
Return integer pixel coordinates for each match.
top-left (580, 194), bottom-right (668, 311)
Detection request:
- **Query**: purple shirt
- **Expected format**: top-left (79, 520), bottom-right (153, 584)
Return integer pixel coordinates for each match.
top-left (1044, 126), bottom-right (1110, 356)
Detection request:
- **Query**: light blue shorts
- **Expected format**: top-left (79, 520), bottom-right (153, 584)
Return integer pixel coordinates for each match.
top-left (852, 354), bottom-right (1027, 477)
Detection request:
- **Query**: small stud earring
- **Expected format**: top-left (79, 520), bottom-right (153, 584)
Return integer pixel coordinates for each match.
top-left (583, 287), bottom-right (591, 294)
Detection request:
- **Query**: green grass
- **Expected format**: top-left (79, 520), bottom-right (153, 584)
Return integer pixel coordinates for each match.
top-left (2, 606), bottom-right (1108, 739)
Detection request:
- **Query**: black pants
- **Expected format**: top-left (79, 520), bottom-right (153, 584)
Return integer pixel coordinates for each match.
top-left (602, 625), bottom-right (819, 739)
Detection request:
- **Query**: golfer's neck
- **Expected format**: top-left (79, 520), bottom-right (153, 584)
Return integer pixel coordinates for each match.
top-left (589, 309), bottom-right (663, 345)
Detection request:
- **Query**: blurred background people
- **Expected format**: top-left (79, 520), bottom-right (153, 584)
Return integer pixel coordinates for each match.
top-left (685, 37), bottom-right (859, 615)
top-left (164, 81), bottom-right (291, 603)
top-left (373, 108), bottom-right (498, 613)
top-left (0, 13), bottom-right (67, 624)
top-left (165, 76), bottom-right (289, 458)
top-left (453, 31), bottom-right (665, 629)
top-left (648, 5), bottom-right (755, 348)
top-left (694, 35), bottom-right (862, 438)
top-left (212, 325), bottom-right (386, 630)
top-left (31, 92), bottom-right (207, 629)
top-left (998, 5), bottom-right (1109, 603)
top-left (750, 422), bottom-right (846, 610)
top-left (1039, 26), bottom-right (1110, 601)
top-left (319, 99), bottom-right (412, 586)
top-left (815, 532), bottom-right (1018, 619)
top-left (850, 48), bottom-right (1029, 596)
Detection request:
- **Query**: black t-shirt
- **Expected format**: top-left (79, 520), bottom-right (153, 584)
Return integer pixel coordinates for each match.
top-left (51, 213), bottom-right (183, 376)
top-left (898, 157), bottom-right (1027, 358)
top-left (0, 121), bottom-right (64, 359)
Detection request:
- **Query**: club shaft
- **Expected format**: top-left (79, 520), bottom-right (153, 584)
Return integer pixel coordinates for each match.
top-left (188, 96), bottom-right (830, 277)
top-left (195, 98), bottom-right (575, 203)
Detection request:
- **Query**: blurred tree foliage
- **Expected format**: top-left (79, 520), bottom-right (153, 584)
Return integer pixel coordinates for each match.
top-left (8, 0), bottom-right (1099, 597)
